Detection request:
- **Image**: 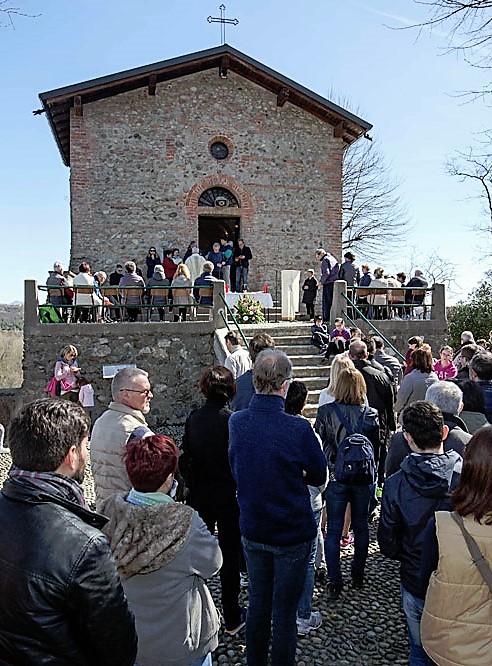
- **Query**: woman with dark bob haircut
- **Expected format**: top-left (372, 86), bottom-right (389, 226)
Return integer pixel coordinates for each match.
top-left (180, 366), bottom-right (245, 637)
top-left (395, 344), bottom-right (438, 414)
top-left (420, 426), bottom-right (492, 666)
top-left (101, 434), bottom-right (222, 666)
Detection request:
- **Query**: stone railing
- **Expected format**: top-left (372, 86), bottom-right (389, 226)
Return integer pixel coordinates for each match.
top-left (331, 280), bottom-right (448, 353)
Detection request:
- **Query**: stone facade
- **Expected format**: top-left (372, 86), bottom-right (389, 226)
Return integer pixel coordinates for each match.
top-left (22, 280), bottom-right (228, 430)
top-left (23, 320), bottom-right (215, 428)
top-left (69, 69), bottom-right (345, 288)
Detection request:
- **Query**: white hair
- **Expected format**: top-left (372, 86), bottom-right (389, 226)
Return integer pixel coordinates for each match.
top-left (112, 368), bottom-right (149, 401)
top-left (425, 381), bottom-right (463, 416)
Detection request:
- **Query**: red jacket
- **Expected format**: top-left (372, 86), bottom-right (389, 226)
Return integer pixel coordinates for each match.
top-left (162, 257), bottom-right (177, 280)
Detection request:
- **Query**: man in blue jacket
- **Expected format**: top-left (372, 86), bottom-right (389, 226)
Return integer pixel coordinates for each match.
top-left (229, 349), bottom-right (327, 666)
top-left (378, 401), bottom-right (462, 666)
top-left (469, 349), bottom-right (492, 422)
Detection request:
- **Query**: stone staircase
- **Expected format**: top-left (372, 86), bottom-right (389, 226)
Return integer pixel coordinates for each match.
top-left (239, 321), bottom-right (329, 419)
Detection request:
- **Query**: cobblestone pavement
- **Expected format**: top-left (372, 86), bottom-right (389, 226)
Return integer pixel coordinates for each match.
top-left (0, 449), bottom-right (409, 666)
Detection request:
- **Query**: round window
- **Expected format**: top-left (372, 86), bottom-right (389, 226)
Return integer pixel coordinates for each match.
top-left (210, 141), bottom-right (229, 160)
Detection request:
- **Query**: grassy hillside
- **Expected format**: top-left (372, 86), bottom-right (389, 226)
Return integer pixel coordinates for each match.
top-left (0, 305), bottom-right (23, 388)
top-left (0, 304), bottom-right (23, 331)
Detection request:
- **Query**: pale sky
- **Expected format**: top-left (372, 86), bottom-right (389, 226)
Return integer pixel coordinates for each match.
top-left (1, 0), bottom-right (490, 304)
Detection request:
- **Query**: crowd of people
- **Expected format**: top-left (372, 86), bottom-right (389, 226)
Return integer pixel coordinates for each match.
top-left (306, 249), bottom-right (429, 323)
top-left (1, 324), bottom-right (492, 666)
top-left (45, 238), bottom-right (253, 322)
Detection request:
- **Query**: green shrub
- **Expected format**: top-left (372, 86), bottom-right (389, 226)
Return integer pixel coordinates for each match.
top-left (447, 271), bottom-right (492, 349)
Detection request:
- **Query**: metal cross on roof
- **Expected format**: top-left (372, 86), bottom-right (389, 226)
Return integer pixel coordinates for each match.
top-left (207, 4), bottom-right (239, 45)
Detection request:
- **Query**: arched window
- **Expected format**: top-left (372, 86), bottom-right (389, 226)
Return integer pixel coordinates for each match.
top-left (198, 187), bottom-right (239, 208)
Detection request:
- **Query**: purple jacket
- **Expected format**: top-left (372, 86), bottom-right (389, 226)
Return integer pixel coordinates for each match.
top-left (319, 252), bottom-right (340, 285)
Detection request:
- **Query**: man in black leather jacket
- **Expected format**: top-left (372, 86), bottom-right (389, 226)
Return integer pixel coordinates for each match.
top-left (0, 398), bottom-right (137, 666)
top-left (350, 340), bottom-right (396, 485)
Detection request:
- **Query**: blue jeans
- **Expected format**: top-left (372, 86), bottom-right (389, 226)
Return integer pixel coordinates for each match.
top-left (324, 481), bottom-right (374, 586)
top-left (322, 282), bottom-right (334, 323)
top-left (401, 585), bottom-right (435, 666)
top-left (236, 266), bottom-right (248, 292)
top-left (242, 536), bottom-right (311, 666)
top-left (297, 509), bottom-right (321, 619)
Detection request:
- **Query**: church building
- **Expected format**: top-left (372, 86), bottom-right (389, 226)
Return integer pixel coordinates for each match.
top-left (39, 44), bottom-right (371, 290)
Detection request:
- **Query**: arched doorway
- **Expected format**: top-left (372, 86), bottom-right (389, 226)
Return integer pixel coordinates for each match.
top-left (197, 187), bottom-right (241, 253)
top-left (198, 216), bottom-right (240, 254)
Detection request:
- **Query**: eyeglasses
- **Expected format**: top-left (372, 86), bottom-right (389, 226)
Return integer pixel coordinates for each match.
top-left (119, 388), bottom-right (153, 396)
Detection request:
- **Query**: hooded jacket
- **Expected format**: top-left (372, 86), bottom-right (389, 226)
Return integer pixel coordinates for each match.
top-left (378, 450), bottom-right (462, 598)
top-left (385, 413), bottom-right (469, 477)
top-left (101, 494), bottom-right (221, 666)
top-left (0, 476), bottom-right (137, 666)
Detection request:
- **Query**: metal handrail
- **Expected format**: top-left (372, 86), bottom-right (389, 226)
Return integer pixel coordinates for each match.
top-left (342, 294), bottom-right (405, 362)
top-left (353, 286), bottom-right (434, 292)
top-left (219, 293), bottom-right (248, 347)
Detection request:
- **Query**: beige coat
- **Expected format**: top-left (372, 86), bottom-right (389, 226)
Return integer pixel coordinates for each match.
top-left (421, 511), bottom-right (492, 666)
top-left (90, 402), bottom-right (150, 510)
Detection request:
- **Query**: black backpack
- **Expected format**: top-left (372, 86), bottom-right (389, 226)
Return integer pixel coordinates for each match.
top-left (332, 403), bottom-right (376, 486)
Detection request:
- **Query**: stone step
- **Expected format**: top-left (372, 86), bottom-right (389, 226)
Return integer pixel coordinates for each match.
top-left (276, 345), bottom-right (320, 358)
top-left (295, 376), bottom-right (328, 390)
top-left (269, 335), bottom-right (312, 346)
top-left (292, 365), bottom-right (330, 379)
top-left (289, 354), bottom-right (326, 367)
top-left (304, 403), bottom-right (320, 419)
top-left (240, 323), bottom-right (313, 337)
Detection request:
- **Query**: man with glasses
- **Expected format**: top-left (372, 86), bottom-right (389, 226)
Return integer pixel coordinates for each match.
top-left (91, 367), bottom-right (154, 510)
top-left (229, 350), bottom-right (327, 666)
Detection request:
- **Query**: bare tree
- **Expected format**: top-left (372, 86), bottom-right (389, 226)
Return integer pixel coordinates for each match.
top-left (420, 251), bottom-right (457, 288)
top-left (413, 1), bottom-right (492, 58)
top-left (404, 247), bottom-right (458, 290)
top-left (342, 138), bottom-right (411, 259)
top-left (447, 132), bottom-right (492, 230)
top-left (0, 1), bottom-right (38, 28)
top-left (405, 3), bottom-right (492, 231)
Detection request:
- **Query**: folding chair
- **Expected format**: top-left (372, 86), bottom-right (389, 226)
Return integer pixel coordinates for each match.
top-left (149, 287), bottom-right (168, 322)
top-left (411, 290), bottom-right (427, 319)
top-left (73, 286), bottom-right (96, 323)
top-left (121, 287), bottom-right (144, 322)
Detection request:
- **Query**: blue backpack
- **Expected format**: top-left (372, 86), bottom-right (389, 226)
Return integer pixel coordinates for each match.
top-left (331, 404), bottom-right (376, 486)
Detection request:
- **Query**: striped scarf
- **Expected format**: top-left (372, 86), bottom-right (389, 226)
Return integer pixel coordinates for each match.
top-left (8, 467), bottom-right (88, 508)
